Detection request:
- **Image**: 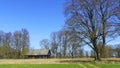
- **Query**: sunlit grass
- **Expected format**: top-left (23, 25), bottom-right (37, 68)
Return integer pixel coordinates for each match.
top-left (95, 64), bottom-right (120, 68)
top-left (0, 64), bottom-right (80, 68)
top-left (0, 64), bottom-right (120, 68)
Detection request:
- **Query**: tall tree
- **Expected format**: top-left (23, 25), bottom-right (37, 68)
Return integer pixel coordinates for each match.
top-left (57, 31), bottom-right (63, 58)
top-left (0, 32), bottom-right (14, 58)
top-left (4, 32), bottom-right (13, 58)
top-left (51, 32), bottom-right (59, 57)
top-left (14, 31), bottom-right (23, 58)
top-left (58, 29), bottom-right (69, 57)
top-left (21, 29), bottom-right (30, 58)
top-left (66, 27), bottom-right (82, 58)
top-left (13, 29), bottom-right (30, 58)
top-left (64, 0), bottom-right (120, 61)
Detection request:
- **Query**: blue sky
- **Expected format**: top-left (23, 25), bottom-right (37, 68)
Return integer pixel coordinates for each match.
top-left (0, 0), bottom-right (65, 49)
top-left (0, 0), bottom-right (120, 50)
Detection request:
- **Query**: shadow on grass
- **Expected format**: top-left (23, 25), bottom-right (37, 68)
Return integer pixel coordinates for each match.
top-left (59, 60), bottom-right (92, 64)
top-left (58, 59), bottom-right (120, 64)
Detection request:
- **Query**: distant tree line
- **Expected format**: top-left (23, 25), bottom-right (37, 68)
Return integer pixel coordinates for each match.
top-left (50, 28), bottom-right (84, 58)
top-left (41, 29), bottom-right (120, 58)
top-left (40, 28), bottom-right (84, 58)
top-left (0, 29), bottom-right (29, 59)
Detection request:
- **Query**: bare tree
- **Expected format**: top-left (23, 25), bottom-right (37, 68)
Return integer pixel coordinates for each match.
top-left (57, 31), bottom-right (64, 58)
top-left (67, 27), bottom-right (82, 58)
top-left (21, 29), bottom-right (30, 58)
top-left (13, 29), bottom-right (30, 58)
top-left (64, 0), bottom-right (120, 61)
top-left (0, 29), bottom-right (30, 59)
top-left (0, 32), bottom-right (12, 58)
top-left (40, 39), bottom-right (50, 49)
top-left (113, 44), bottom-right (120, 57)
top-left (51, 31), bottom-right (63, 58)
top-left (51, 32), bottom-right (59, 57)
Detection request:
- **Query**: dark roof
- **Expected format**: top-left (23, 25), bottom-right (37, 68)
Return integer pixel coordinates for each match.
top-left (26, 49), bottom-right (50, 55)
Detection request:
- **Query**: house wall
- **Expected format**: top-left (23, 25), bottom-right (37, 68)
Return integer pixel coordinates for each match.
top-left (25, 55), bottom-right (50, 59)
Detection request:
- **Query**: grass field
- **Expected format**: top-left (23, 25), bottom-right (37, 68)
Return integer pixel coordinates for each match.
top-left (0, 58), bottom-right (120, 68)
top-left (0, 64), bottom-right (79, 68)
top-left (0, 64), bottom-right (120, 68)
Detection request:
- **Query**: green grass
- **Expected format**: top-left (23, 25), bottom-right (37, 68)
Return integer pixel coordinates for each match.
top-left (0, 64), bottom-right (120, 68)
top-left (96, 64), bottom-right (120, 68)
top-left (0, 64), bottom-right (80, 68)
top-left (83, 64), bottom-right (94, 68)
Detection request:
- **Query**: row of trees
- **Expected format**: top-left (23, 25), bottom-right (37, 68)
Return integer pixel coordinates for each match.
top-left (50, 29), bottom-right (83, 58)
top-left (40, 29), bottom-right (120, 58)
top-left (0, 29), bottom-right (29, 59)
top-left (40, 0), bottom-right (120, 61)
top-left (40, 29), bottom-right (84, 58)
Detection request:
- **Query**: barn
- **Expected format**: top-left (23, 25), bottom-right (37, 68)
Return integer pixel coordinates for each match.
top-left (25, 49), bottom-right (51, 58)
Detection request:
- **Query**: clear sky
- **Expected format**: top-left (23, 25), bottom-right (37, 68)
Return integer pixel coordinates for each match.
top-left (0, 0), bottom-right (120, 51)
top-left (0, 0), bottom-right (65, 49)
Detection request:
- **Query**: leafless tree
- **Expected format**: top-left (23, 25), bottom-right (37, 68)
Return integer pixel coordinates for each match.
top-left (64, 0), bottom-right (120, 61)
top-left (50, 28), bottom-right (82, 58)
top-left (0, 29), bottom-right (30, 58)
top-left (113, 44), bottom-right (120, 57)
top-left (40, 39), bottom-right (50, 49)
top-left (21, 29), bottom-right (30, 58)
top-left (51, 32), bottom-right (59, 57)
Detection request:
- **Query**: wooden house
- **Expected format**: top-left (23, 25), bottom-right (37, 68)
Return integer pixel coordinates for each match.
top-left (25, 49), bottom-right (51, 58)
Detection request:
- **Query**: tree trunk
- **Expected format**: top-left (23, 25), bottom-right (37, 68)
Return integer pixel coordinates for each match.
top-left (94, 49), bottom-right (101, 61)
